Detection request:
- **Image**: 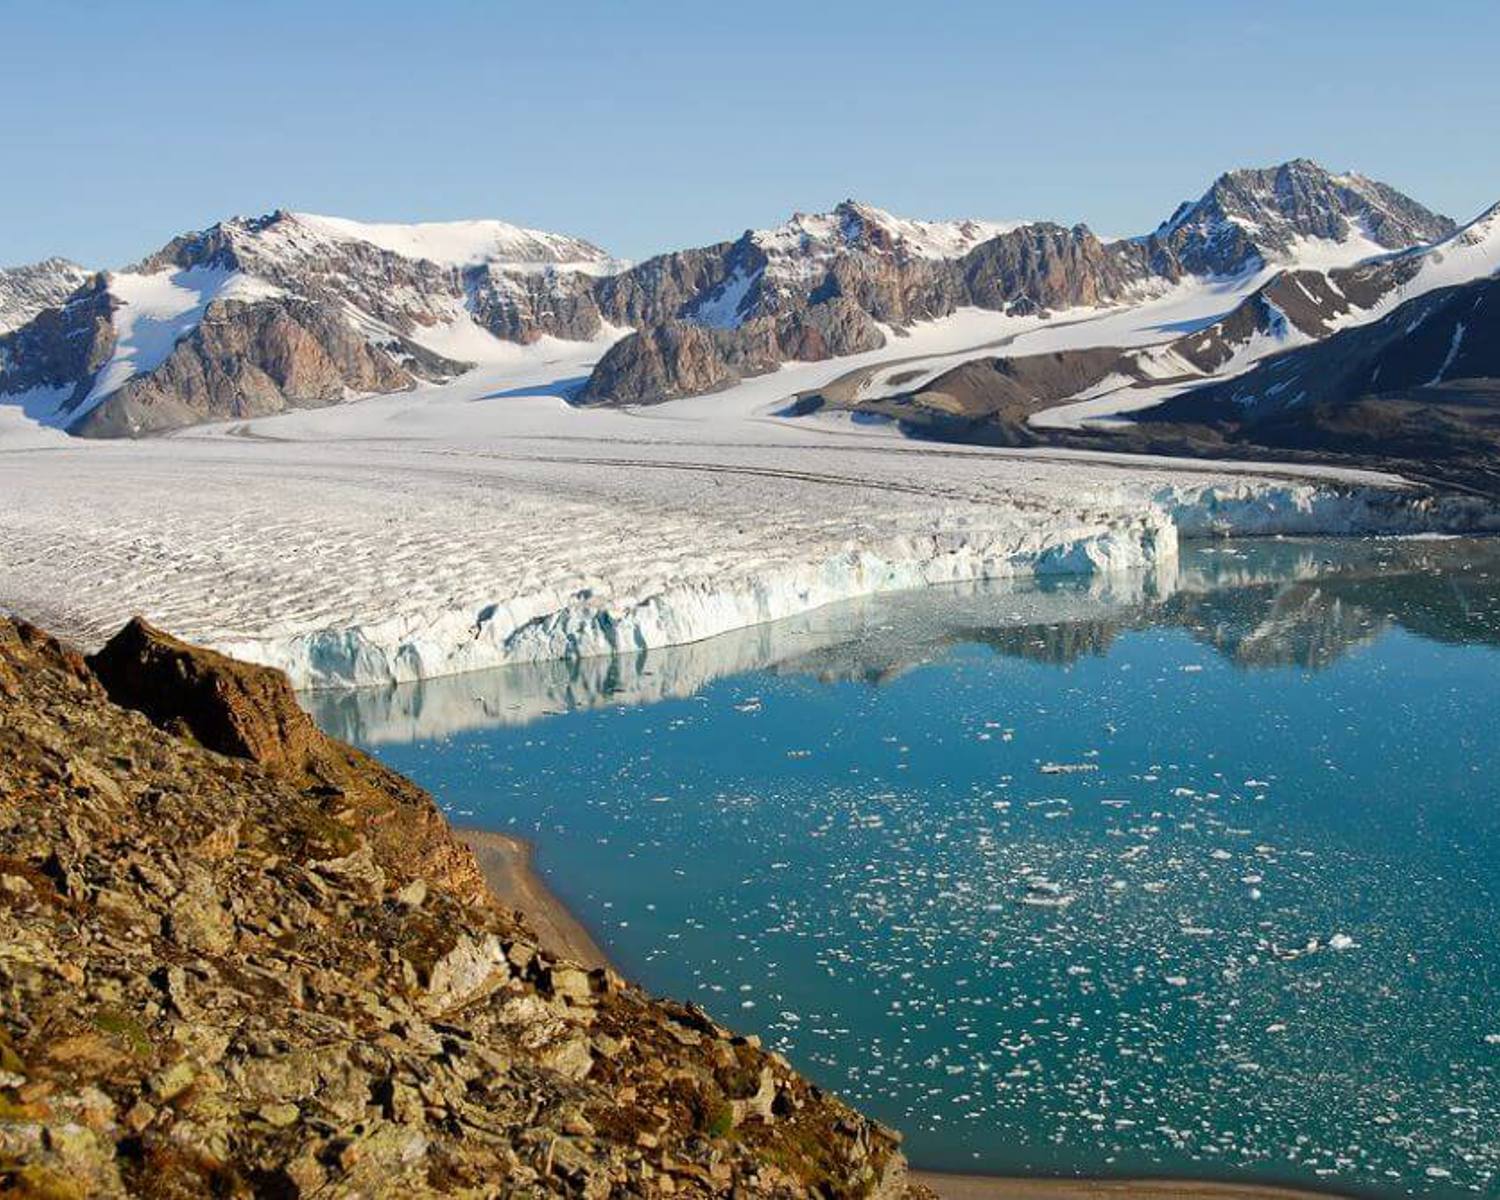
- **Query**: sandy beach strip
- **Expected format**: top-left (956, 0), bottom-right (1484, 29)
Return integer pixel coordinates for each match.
top-left (456, 826), bottom-right (1350, 1200)
top-left (457, 828), bottom-right (610, 970)
top-left (910, 1172), bottom-right (1356, 1200)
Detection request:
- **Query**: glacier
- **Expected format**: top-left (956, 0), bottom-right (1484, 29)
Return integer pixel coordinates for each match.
top-left (216, 478), bottom-right (1498, 690)
top-left (3, 302), bottom-right (1497, 691)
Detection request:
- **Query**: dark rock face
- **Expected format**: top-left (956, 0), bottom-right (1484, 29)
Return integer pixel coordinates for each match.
top-left (579, 320), bottom-right (739, 405)
top-left (68, 298), bottom-right (461, 437)
top-left (0, 164), bottom-right (1463, 431)
top-left (0, 616), bottom-right (920, 1196)
top-left (960, 223), bottom-right (1134, 312)
top-left (0, 275), bottom-right (117, 404)
top-left (468, 264), bottom-right (605, 343)
top-left (87, 616), bottom-right (324, 771)
top-left (594, 241), bottom-right (746, 328)
top-left (1144, 158), bottom-right (1455, 278)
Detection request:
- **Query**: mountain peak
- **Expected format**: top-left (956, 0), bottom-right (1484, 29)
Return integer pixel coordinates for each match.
top-left (756, 201), bottom-right (1022, 263)
top-left (137, 209), bottom-right (620, 278)
top-left (1155, 159), bottom-right (1455, 277)
top-left (283, 211), bottom-right (617, 272)
top-left (0, 257), bottom-right (93, 334)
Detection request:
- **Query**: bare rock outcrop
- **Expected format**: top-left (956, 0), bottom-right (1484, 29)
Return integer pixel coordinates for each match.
top-left (70, 298), bottom-right (462, 438)
top-left (0, 616), bottom-right (921, 1197)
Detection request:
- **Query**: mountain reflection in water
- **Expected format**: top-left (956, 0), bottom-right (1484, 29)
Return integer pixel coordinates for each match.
top-left (306, 537), bottom-right (1500, 745)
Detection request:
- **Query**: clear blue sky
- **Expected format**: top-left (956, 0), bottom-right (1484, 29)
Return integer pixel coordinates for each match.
top-left (3, 0), bottom-right (1497, 268)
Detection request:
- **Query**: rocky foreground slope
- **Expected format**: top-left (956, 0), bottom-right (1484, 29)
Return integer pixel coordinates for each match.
top-left (0, 617), bottom-right (915, 1198)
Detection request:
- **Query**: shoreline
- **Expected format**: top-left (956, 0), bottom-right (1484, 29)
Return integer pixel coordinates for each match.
top-left (457, 828), bottom-right (610, 970)
top-left (454, 825), bottom-right (1356, 1200)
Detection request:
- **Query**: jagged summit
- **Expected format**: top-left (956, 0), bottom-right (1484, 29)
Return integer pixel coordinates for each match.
top-left (0, 162), bottom-right (1477, 435)
top-left (0, 256), bottom-right (92, 333)
top-left (0, 209), bottom-right (631, 437)
top-left (755, 199), bottom-right (1025, 263)
top-left (1149, 158), bottom-right (1456, 276)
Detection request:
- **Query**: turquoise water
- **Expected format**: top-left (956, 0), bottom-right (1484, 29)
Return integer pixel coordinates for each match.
top-left (309, 539), bottom-right (1500, 1198)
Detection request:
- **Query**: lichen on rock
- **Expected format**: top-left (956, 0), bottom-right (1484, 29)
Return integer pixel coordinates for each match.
top-left (0, 616), bottom-right (920, 1197)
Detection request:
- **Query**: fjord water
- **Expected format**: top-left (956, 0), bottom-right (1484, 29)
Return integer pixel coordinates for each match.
top-left (309, 539), bottom-right (1500, 1198)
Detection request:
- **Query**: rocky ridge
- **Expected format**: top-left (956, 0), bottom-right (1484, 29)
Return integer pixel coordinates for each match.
top-left (1135, 273), bottom-right (1500, 483)
top-left (577, 215), bottom-right (1143, 406)
top-left (835, 197), bottom-right (1499, 458)
top-left (0, 259), bottom-right (91, 335)
top-left (1139, 158), bottom-right (1456, 277)
top-left (578, 161), bottom-right (1455, 406)
top-left (0, 616), bottom-right (916, 1197)
top-left (0, 160), bottom-right (1464, 434)
top-left (0, 211), bottom-right (621, 436)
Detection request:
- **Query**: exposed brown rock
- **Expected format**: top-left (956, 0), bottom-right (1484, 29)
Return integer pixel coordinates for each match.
top-left (88, 616), bottom-right (320, 770)
top-left (68, 298), bottom-right (465, 438)
top-left (0, 616), bottom-right (921, 1197)
top-left (579, 320), bottom-right (740, 405)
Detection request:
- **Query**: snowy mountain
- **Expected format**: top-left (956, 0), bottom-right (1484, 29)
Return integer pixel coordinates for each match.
top-left (0, 160), bottom-right (1475, 436)
top-left (841, 197), bottom-right (1500, 482)
top-left (578, 206), bottom-right (1135, 405)
top-left (0, 210), bottom-right (623, 436)
top-left (1140, 158), bottom-right (1456, 278)
top-left (1134, 271), bottom-right (1500, 485)
top-left (0, 257), bottom-right (91, 333)
top-left (1165, 198), bottom-right (1500, 371)
top-left (580, 162), bottom-right (1457, 407)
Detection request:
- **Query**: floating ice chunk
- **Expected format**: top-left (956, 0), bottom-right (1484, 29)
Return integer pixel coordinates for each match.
top-left (1328, 933), bottom-right (1356, 951)
top-left (1039, 762), bottom-right (1098, 775)
top-left (1164, 975), bottom-right (1189, 987)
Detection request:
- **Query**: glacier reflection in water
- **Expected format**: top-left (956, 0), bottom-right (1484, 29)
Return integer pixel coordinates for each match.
top-left (307, 537), bottom-right (1500, 1198)
top-left (310, 537), bottom-right (1500, 744)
